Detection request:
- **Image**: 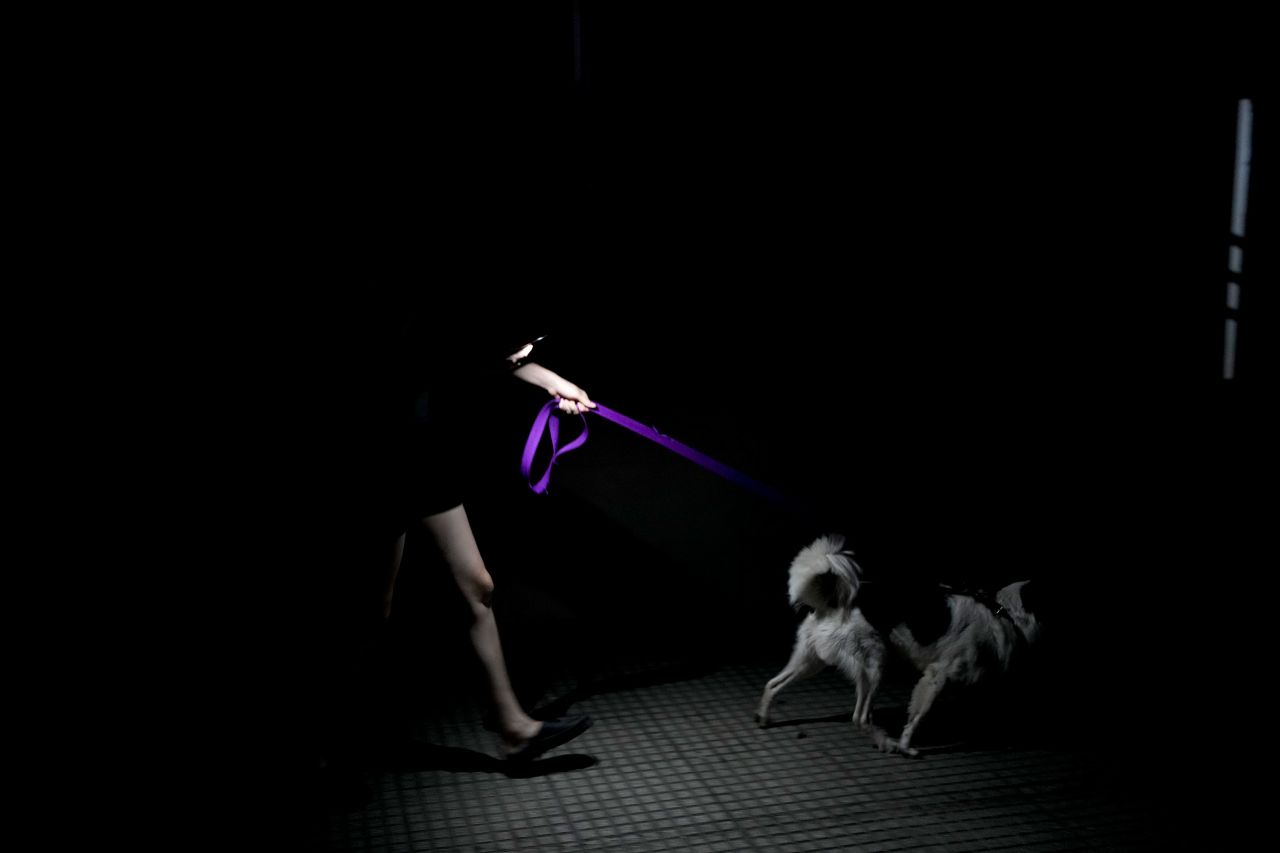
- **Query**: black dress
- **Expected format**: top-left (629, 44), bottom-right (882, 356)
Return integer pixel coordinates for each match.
top-left (346, 312), bottom-right (547, 538)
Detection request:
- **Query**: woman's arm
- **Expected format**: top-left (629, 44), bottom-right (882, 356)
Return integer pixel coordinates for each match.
top-left (506, 343), bottom-right (595, 415)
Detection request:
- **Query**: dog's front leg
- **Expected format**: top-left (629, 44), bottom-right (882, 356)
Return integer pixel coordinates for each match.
top-left (851, 663), bottom-right (882, 729)
top-left (757, 637), bottom-right (824, 728)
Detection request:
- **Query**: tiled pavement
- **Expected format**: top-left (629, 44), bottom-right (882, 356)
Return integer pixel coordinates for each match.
top-left (305, 658), bottom-right (1187, 852)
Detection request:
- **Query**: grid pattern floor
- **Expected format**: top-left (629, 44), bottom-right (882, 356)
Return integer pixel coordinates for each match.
top-left (302, 657), bottom-right (1184, 852)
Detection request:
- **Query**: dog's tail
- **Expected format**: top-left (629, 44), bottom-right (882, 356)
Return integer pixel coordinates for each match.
top-left (788, 534), bottom-right (864, 612)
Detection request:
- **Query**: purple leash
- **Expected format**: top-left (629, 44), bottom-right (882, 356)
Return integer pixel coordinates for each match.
top-left (520, 399), bottom-right (804, 513)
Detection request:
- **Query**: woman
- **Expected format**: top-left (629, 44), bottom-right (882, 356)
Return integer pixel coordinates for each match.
top-left (361, 314), bottom-right (595, 760)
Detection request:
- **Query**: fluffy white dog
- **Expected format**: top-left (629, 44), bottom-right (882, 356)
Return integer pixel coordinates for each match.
top-left (757, 535), bottom-right (1041, 756)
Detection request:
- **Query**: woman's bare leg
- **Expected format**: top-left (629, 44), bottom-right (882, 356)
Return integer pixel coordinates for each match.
top-left (420, 504), bottom-right (540, 748)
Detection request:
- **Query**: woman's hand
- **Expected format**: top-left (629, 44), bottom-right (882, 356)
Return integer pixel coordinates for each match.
top-left (545, 373), bottom-right (595, 415)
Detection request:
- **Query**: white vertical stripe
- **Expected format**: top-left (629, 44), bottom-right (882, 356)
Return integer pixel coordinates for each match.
top-left (1231, 100), bottom-right (1253, 238)
top-left (1223, 319), bottom-right (1237, 379)
top-left (1223, 99), bottom-right (1252, 381)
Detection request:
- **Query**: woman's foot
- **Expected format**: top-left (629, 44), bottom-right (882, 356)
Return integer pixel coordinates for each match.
top-left (501, 715), bottom-right (593, 761)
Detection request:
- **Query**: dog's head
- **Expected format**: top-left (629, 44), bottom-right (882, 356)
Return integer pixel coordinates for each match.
top-left (789, 534), bottom-right (863, 613)
top-left (996, 580), bottom-right (1043, 644)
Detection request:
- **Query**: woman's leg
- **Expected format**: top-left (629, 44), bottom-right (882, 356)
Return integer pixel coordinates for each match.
top-left (420, 504), bottom-right (541, 747)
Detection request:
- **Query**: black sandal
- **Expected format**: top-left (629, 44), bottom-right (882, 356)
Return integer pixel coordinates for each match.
top-left (503, 715), bottom-right (593, 761)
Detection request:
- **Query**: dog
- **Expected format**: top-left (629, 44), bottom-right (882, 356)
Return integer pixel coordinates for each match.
top-left (756, 535), bottom-right (1041, 755)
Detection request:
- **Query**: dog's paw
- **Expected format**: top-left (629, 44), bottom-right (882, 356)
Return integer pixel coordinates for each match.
top-left (867, 727), bottom-right (920, 757)
top-left (882, 738), bottom-right (921, 758)
top-left (882, 739), bottom-right (920, 757)
top-left (754, 712), bottom-right (770, 729)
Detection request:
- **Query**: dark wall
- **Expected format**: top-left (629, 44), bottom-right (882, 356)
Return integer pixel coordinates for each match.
top-left (265, 9), bottom-right (1269, 708)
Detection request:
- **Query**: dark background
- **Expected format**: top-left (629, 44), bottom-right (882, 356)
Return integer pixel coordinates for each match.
top-left (227, 3), bottom-right (1272, 797)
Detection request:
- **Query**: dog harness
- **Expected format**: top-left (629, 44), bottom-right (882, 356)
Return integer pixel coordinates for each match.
top-left (940, 584), bottom-right (1027, 640)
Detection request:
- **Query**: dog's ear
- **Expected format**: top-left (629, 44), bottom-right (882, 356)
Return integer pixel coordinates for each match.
top-left (827, 552), bottom-right (862, 584)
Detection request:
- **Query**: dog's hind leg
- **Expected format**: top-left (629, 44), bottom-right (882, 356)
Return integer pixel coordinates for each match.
top-left (896, 663), bottom-right (948, 756)
top-left (757, 637), bottom-right (824, 728)
top-left (843, 615), bottom-right (885, 729)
